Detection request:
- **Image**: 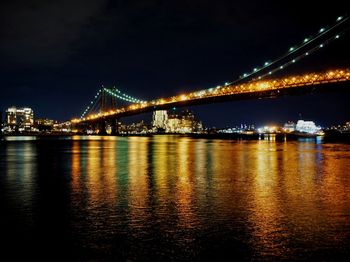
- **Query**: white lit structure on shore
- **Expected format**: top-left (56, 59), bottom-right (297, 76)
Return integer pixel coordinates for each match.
top-left (295, 120), bottom-right (322, 134)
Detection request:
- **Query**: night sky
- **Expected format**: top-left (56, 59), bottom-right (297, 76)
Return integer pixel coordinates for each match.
top-left (0, 0), bottom-right (349, 127)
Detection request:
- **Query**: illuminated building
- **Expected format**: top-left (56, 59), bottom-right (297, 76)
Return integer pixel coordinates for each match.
top-left (295, 120), bottom-right (321, 134)
top-left (119, 120), bottom-right (149, 134)
top-left (5, 107), bottom-right (34, 132)
top-left (346, 122), bottom-right (350, 130)
top-left (257, 125), bottom-right (280, 134)
top-left (35, 118), bottom-right (55, 131)
top-left (328, 121), bottom-right (350, 133)
top-left (166, 116), bottom-right (182, 133)
top-left (165, 110), bottom-right (203, 134)
top-left (218, 124), bottom-right (255, 134)
top-left (152, 110), bottom-right (168, 130)
top-left (283, 121), bottom-right (296, 132)
top-left (55, 121), bottom-right (72, 133)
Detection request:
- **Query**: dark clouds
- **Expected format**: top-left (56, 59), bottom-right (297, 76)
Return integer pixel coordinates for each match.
top-left (0, 0), bottom-right (349, 125)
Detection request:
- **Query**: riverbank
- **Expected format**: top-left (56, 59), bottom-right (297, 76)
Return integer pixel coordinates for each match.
top-left (2, 131), bottom-right (350, 143)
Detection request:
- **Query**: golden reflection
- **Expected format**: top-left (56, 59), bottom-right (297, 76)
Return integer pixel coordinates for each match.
top-left (128, 137), bottom-right (150, 227)
top-left (152, 135), bottom-right (173, 199)
top-left (71, 141), bottom-right (81, 193)
top-left (175, 137), bottom-right (197, 228)
top-left (318, 144), bottom-right (350, 243)
top-left (63, 136), bottom-right (350, 257)
top-left (101, 139), bottom-right (118, 205)
top-left (85, 139), bottom-right (118, 208)
top-left (194, 139), bottom-right (207, 188)
top-left (86, 140), bottom-right (101, 207)
top-left (248, 140), bottom-right (283, 254)
top-left (244, 140), bottom-right (350, 257)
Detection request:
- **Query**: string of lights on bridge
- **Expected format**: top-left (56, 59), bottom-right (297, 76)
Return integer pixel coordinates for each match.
top-left (72, 69), bottom-right (350, 123)
top-left (104, 88), bottom-right (146, 104)
top-left (80, 87), bottom-right (146, 119)
top-left (76, 14), bottom-right (349, 122)
top-left (219, 15), bottom-right (349, 89)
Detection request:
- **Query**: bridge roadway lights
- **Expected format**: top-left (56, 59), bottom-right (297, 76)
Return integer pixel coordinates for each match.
top-left (75, 70), bottom-right (350, 127)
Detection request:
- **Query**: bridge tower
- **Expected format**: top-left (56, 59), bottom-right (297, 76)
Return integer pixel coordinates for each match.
top-left (100, 87), bottom-right (118, 113)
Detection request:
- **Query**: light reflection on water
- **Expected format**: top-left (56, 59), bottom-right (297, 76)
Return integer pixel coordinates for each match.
top-left (1, 135), bottom-right (350, 260)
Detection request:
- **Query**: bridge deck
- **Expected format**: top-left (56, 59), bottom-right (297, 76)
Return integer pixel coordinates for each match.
top-left (72, 69), bottom-right (350, 124)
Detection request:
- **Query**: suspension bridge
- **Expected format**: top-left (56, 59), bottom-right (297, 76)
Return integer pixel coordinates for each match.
top-left (71, 15), bottom-right (350, 134)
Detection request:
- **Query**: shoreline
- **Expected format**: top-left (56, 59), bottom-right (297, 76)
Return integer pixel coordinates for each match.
top-left (1, 132), bottom-right (350, 142)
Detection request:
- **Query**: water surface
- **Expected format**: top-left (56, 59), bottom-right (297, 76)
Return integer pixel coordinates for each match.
top-left (1, 135), bottom-right (350, 260)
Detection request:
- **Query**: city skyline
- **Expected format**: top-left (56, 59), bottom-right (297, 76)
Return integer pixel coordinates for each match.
top-left (0, 0), bottom-right (349, 126)
top-left (2, 2), bottom-right (350, 261)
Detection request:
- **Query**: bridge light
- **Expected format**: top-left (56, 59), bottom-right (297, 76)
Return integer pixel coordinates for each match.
top-left (269, 71), bottom-right (272, 75)
top-left (225, 82), bottom-right (229, 86)
top-left (319, 44), bottom-right (323, 48)
top-left (264, 62), bottom-right (269, 66)
top-left (305, 52), bottom-right (309, 56)
top-left (337, 16), bottom-right (343, 21)
top-left (319, 28), bottom-right (325, 33)
top-left (335, 35), bottom-right (340, 39)
top-left (180, 94), bottom-right (187, 101)
top-left (292, 59), bottom-right (296, 63)
top-left (304, 38), bottom-right (309, 43)
top-left (254, 68), bottom-right (258, 72)
top-left (280, 66), bottom-right (283, 69)
top-left (243, 73), bottom-right (248, 77)
top-left (289, 47), bottom-right (294, 52)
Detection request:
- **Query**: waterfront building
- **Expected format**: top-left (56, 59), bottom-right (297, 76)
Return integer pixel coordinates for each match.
top-left (5, 106), bottom-right (34, 132)
top-left (219, 124), bottom-right (255, 134)
top-left (35, 118), bottom-right (55, 131)
top-left (284, 121), bottom-right (296, 132)
top-left (257, 125), bottom-right (280, 134)
top-left (120, 120), bottom-right (149, 134)
top-left (345, 122), bottom-right (350, 131)
top-left (152, 110), bottom-right (168, 130)
top-left (295, 120), bottom-right (321, 134)
top-left (166, 115), bottom-right (182, 133)
top-left (165, 110), bottom-right (203, 133)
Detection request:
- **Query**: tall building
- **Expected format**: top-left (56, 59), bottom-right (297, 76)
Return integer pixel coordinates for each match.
top-left (6, 107), bottom-right (34, 131)
top-left (152, 110), bottom-right (168, 130)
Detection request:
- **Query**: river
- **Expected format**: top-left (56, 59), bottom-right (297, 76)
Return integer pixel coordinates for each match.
top-left (1, 135), bottom-right (350, 260)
